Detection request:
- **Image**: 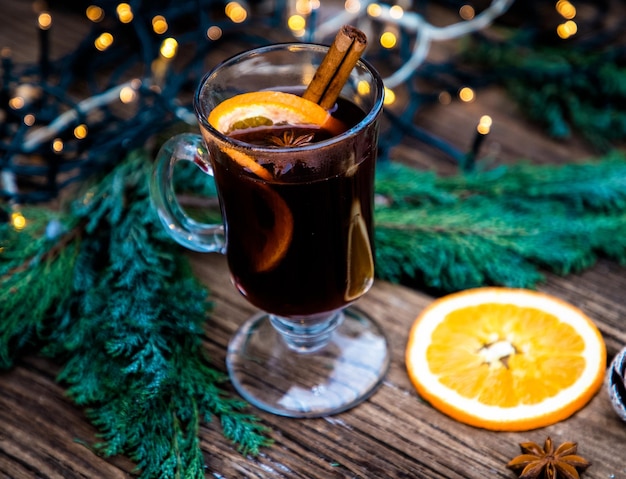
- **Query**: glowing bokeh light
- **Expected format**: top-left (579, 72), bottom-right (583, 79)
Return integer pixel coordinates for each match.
top-left (557, 20), bottom-right (577, 38)
top-left (345, 0), bottom-right (361, 13)
top-left (389, 5), bottom-right (404, 18)
top-left (38, 12), bottom-right (52, 30)
top-left (160, 37), bottom-right (178, 59)
top-left (74, 124), bottom-right (88, 139)
top-left (367, 3), bottom-right (382, 16)
top-left (207, 26), bottom-right (222, 40)
top-left (288, 14), bottom-right (306, 31)
top-left (383, 87), bottom-right (395, 105)
top-left (357, 80), bottom-right (371, 96)
top-left (116, 3), bottom-right (133, 23)
top-left (94, 32), bottom-right (114, 51)
top-left (556, 0), bottom-right (576, 19)
top-left (459, 4), bottom-right (475, 20)
top-left (119, 85), bottom-right (136, 103)
top-left (459, 87), bottom-right (475, 102)
top-left (11, 212), bottom-right (26, 231)
top-left (52, 138), bottom-right (64, 153)
top-left (477, 115), bottom-right (492, 134)
top-left (152, 15), bottom-right (168, 34)
top-left (380, 31), bottom-right (397, 49)
top-left (438, 91), bottom-right (452, 105)
top-left (86, 5), bottom-right (104, 22)
top-left (225, 2), bottom-right (247, 23)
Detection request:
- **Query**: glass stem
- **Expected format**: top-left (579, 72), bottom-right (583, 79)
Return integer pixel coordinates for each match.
top-left (270, 311), bottom-right (345, 353)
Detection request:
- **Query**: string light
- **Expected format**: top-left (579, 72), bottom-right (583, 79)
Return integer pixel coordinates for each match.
top-left (159, 38), bottom-right (178, 59)
top-left (152, 15), bottom-right (168, 34)
top-left (86, 5), bottom-right (104, 23)
top-left (556, 0), bottom-right (576, 19)
top-left (11, 212), bottom-right (26, 230)
top-left (116, 3), bottom-right (134, 24)
top-left (345, 0), bottom-right (361, 14)
top-left (206, 26), bottom-right (222, 41)
top-left (366, 3), bottom-right (382, 17)
top-left (389, 5), bottom-right (404, 19)
top-left (459, 5), bottom-right (475, 20)
top-left (458, 87), bottom-right (475, 102)
top-left (94, 32), bottom-right (114, 51)
top-left (37, 12), bottom-right (52, 30)
top-left (383, 87), bottom-right (396, 105)
top-left (74, 124), bottom-right (88, 139)
top-left (557, 20), bottom-right (577, 39)
top-left (52, 138), bottom-right (64, 153)
top-left (477, 115), bottom-right (492, 135)
top-left (225, 2), bottom-right (247, 23)
top-left (288, 14), bottom-right (307, 33)
top-left (380, 31), bottom-right (397, 49)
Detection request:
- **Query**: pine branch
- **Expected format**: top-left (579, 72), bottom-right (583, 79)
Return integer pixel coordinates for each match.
top-left (462, 38), bottom-right (626, 151)
top-left (374, 156), bottom-right (626, 292)
top-left (1, 150), bottom-right (271, 477)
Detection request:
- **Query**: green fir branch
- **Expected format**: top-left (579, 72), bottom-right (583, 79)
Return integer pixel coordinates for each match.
top-left (1, 151), bottom-right (271, 477)
top-left (374, 155), bottom-right (626, 292)
top-left (463, 38), bottom-right (626, 151)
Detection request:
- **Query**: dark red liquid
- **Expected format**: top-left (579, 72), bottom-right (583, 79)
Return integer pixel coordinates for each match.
top-left (204, 98), bottom-right (377, 318)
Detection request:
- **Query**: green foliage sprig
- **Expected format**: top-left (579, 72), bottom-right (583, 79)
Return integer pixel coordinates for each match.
top-left (0, 151), bottom-right (271, 478)
top-left (374, 152), bottom-right (626, 292)
top-left (463, 37), bottom-right (626, 151)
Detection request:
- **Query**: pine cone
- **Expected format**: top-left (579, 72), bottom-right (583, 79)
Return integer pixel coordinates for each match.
top-left (607, 346), bottom-right (626, 422)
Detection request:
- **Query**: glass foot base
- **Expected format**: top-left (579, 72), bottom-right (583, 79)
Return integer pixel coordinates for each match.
top-left (226, 307), bottom-right (390, 418)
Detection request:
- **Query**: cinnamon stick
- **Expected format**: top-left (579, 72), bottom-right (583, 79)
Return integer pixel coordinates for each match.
top-left (303, 25), bottom-right (367, 110)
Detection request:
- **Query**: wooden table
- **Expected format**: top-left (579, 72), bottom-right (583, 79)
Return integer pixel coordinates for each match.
top-left (2, 1), bottom-right (626, 478)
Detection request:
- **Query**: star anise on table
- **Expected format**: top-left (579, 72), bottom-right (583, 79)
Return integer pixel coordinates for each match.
top-left (268, 129), bottom-right (315, 147)
top-left (506, 437), bottom-right (591, 479)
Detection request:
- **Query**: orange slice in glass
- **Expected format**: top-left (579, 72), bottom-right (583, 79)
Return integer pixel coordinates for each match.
top-left (208, 90), bottom-right (337, 135)
top-left (405, 287), bottom-right (606, 431)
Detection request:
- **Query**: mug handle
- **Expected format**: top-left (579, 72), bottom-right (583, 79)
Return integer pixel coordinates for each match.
top-left (150, 132), bottom-right (225, 253)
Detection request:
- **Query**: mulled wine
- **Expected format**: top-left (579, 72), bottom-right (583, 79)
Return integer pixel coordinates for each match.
top-left (202, 98), bottom-right (376, 318)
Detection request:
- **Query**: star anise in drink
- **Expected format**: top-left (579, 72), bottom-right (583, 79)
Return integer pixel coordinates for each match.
top-left (506, 437), bottom-right (590, 479)
top-left (268, 129), bottom-right (315, 147)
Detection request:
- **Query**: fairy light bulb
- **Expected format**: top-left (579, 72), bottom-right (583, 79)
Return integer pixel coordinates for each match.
top-left (345, 0), bottom-right (361, 13)
top-left (152, 15), bottom-right (168, 34)
top-left (459, 86), bottom-right (475, 102)
top-left (288, 14), bottom-right (306, 32)
top-left (380, 31), bottom-right (397, 49)
top-left (367, 3), bottom-right (382, 17)
top-left (52, 138), bottom-right (64, 153)
top-left (207, 26), bottom-right (222, 40)
top-left (116, 3), bottom-right (133, 23)
top-left (119, 84), bottom-right (137, 103)
top-left (11, 212), bottom-right (26, 230)
top-left (557, 20), bottom-right (577, 39)
top-left (383, 87), bottom-right (395, 105)
top-left (225, 2), bottom-right (247, 23)
top-left (86, 5), bottom-right (104, 22)
top-left (459, 4), bottom-right (475, 20)
top-left (159, 37), bottom-right (178, 59)
top-left (74, 124), bottom-right (88, 139)
top-left (94, 32), bottom-right (114, 51)
top-left (38, 12), bottom-right (52, 30)
top-left (556, 0), bottom-right (576, 19)
top-left (477, 115), bottom-right (492, 135)
top-left (389, 5), bottom-right (403, 18)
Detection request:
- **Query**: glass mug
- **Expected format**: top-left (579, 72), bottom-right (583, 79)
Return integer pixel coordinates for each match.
top-left (150, 43), bottom-right (389, 417)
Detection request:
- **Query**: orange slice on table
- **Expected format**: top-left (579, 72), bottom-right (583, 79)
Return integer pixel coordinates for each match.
top-left (405, 287), bottom-right (606, 431)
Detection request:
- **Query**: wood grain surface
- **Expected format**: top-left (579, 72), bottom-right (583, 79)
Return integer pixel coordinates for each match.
top-left (2, 1), bottom-right (626, 478)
